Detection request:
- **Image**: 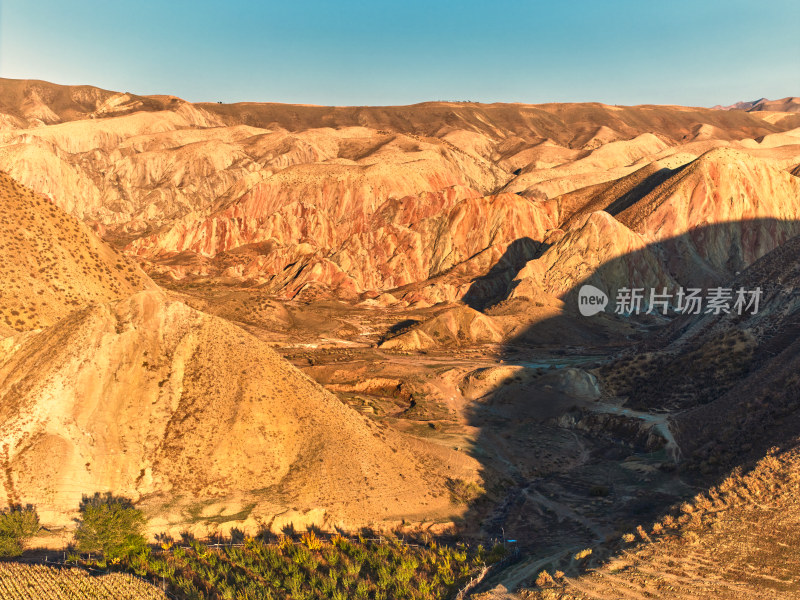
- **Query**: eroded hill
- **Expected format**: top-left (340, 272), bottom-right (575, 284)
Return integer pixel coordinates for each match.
top-left (3, 78), bottom-right (800, 311)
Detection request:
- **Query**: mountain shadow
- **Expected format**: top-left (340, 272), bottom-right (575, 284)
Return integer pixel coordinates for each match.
top-left (454, 217), bottom-right (800, 593)
top-left (462, 237), bottom-right (545, 311)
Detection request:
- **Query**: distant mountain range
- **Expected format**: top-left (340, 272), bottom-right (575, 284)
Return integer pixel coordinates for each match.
top-left (712, 96), bottom-right (800, 112)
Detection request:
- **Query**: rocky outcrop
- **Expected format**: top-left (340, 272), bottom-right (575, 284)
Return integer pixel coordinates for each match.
top-left (136, 189), bottom-right (557, 301)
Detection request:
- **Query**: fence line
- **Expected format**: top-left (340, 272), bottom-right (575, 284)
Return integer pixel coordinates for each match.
top-left (454, 565), bottom-right (491, 599)
top-left (454, 548), bottom-right (521, 599)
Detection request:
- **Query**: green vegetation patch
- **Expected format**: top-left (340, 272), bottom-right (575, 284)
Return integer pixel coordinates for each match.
top-left (112, 531), bottom-right (505, 600)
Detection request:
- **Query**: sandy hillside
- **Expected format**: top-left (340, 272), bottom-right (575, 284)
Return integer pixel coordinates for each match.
top-left (0, 171), bottom-right (153, 334)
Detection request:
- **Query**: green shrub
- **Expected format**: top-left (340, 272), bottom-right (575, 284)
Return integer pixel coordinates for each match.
top-left (74, 493), bottom-right (147, 559)
top-left (0, 504), bottom-right (40, 557)
top-left (0, 535), bottom-right (22, 557)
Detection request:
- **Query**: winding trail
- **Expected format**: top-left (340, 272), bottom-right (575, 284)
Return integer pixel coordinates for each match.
top-left (589, 402), bottom-right (681, 461)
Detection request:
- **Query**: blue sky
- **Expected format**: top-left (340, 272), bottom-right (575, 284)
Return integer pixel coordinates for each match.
top-left (1, 0), bottom-right (798, 107)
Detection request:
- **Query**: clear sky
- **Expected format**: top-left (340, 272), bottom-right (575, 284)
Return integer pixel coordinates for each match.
top-left (1, 0), bottom-right (798, 107)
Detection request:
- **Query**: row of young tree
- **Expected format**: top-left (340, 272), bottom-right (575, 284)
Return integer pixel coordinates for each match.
top-left (0, 495), bottom-right (502, 599)
top-left (0, 493), bottom-right (146, 559)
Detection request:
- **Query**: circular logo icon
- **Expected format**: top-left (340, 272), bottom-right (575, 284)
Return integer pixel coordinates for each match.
top-left (578, 284), bottom-right (608, 316)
